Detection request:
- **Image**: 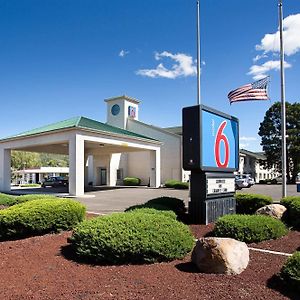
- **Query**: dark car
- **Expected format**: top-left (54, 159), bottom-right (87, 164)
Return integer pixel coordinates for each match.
top-left (42, 176), bottom-right (68, 188)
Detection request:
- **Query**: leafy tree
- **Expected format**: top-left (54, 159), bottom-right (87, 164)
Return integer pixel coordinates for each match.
top-left (258, 101), bottom-right (300, 182)
top-left (11, 152), bottom-right (68, 171)
top-left (11, 151), bottom-right (41, 171)
top-left (39, 153), bottom-right (68, 167)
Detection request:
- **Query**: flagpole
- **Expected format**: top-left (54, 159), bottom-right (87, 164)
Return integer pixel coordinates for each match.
top-left (196, 0), bottom-right (201, 105)
top-left (279, 0), bottom-right (287, 198)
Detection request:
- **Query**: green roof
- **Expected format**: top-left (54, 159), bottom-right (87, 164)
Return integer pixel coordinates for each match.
top-left (2, 116), bottom-right (158, 142)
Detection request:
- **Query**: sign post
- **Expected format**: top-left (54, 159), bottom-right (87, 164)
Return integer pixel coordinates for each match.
top-left (183, 105), bottom-right (239, 224)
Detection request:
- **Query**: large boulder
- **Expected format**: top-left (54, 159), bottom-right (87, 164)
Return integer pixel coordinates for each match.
top-left (191, 237), bottom-right (249, 275)
top-left (255, 204), bottom-right (287, 219)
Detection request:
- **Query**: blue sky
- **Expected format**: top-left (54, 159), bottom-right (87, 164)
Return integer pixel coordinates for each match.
top-left (0, 0), bottom-right (299, 152)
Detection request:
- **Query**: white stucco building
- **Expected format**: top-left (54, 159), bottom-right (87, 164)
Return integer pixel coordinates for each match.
top-left (238, 149), bottom-right (279, 182)
top-left (14, 167), bottom-right (69, 184)
top-left (0, 95), bottom-right (275, 196)
top-left (0, 96), bottom-right (181, 196)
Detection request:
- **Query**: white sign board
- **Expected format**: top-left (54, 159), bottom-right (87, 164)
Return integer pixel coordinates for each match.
top-left (206, 178), bottom-right (235, 195)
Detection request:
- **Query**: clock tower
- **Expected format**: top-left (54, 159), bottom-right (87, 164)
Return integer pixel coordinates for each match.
top-left (105, 95), bottom-right (140, 129)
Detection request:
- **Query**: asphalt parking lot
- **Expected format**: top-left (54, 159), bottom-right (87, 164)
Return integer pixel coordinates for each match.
top-left (236, 183), bottom-right (299, 202)
top-left (11, 183), bottom-right (299, 214)
top-left (77, 187), bottom-right (189, 214)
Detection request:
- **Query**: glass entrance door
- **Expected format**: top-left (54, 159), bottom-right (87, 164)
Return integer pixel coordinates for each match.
top-left (100, 168), bottom-right (107, 185)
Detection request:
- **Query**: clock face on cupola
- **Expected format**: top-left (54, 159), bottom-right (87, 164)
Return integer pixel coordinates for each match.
top-left (111, 104), bottom-right (120, 116)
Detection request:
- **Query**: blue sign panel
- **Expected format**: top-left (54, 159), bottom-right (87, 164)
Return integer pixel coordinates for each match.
top-left (201, 107), bottom-right (239, 171)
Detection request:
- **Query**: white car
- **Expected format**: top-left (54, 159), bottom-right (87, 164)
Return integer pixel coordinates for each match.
top-left (241, 174), bottom-right (255, 187)
top-left (235, 175), bottom-right (249, 190)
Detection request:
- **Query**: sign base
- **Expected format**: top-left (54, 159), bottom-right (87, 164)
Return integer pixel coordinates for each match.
top-left (188, 170), bottom-right (236, 224)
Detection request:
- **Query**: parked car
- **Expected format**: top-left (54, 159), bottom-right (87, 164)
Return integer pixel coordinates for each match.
top-left (235, 174), bottom-right (255, 190)
top-left (235, 175), bottom-right (249, 190)
top-left (241, 174), bottom-right (255, 187)
top-left (271, 176), bottom-right (282, 184)
top-left (42, 176), bottom-right (68, 188)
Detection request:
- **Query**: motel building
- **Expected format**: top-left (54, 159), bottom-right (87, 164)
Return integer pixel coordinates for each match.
top-left (0, 95), bottom-right (189, 196)
top-left (14, 167), bottom-right (69, 185)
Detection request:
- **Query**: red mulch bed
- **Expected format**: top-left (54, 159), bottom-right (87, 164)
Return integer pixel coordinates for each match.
top-left (0, 220), bottom-right (299, 300)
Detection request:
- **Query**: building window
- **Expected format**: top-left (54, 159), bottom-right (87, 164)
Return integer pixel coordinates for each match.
top-left (117, 169), bottom-right (123, 180)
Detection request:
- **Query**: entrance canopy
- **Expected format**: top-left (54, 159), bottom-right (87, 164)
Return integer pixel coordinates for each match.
top-left (0, 116), bottom-right (161, 196)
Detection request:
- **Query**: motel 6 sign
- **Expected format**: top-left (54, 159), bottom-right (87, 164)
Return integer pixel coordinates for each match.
top-left (183, 105), bottom-right (239, 173)
top-left (201, 107), bottom-right (239, 171)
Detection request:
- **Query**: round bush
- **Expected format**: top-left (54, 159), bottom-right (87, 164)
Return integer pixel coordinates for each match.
top-left (125, 196), bottom-right (186, 218)
top-left (126, 207), bottom-right (177, 220)
top-left (0, 193), bottom-right (59, 208)
top-left (235, 193), bottom-right (273, 214)
top-left (146, 197), bottom-right (186, 216)
top-left (70, 211), bottom-right (195, 264)
top-left (213, 214), bottom-right (288, 243)
top-left (164, 180), bottom-right (189, 190)
top-left (17, 194), bottom-right (58, 201)
top-left (280, 251), bottom-right (300, 292)
top-left (281, 196), bottom-right (300, 229)
top-left (123, 177), bottom-right (141, 186)
top-left (0, 199), bottom-right (86, 240)
top-left (164, 179), bottom-right (179, 188)
top-left (0, 193), bottom-right (18, 207)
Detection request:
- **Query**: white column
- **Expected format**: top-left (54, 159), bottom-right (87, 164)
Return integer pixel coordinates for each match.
top-left (69, 134), bottom-right (85, 196)
top-left (87, 155), bottom-right (94, 185)
top-left (149, 148), bottom-right (161, 188)
top-left (109, 153), bottom-right (121, 186)
top-left (0, 148), bottom-right (11, 192)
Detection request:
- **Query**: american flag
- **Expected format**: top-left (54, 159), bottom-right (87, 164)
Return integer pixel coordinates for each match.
top-left (228, 76), bottom-right (270, 104)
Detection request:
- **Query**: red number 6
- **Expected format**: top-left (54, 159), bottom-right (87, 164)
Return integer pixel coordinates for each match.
top-left (214, 121), bottom-right (230, 168)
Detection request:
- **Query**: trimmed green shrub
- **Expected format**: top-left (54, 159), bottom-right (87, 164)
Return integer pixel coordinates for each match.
top-left (123, 177), bottom-right (141, 186)
top-left (20, 184), bottom-right (41, 187)
top-left (0, 199), bottom-right (86, 240)
top-left (146, 197), bottom-right (186, 216)
top-left (17, 194), bottom-right (58, 202)
top-left (126, 207), bottom-right (177, 220)
top-left (235, 193), bottom-right (273, 214)
top-left (0, 193), bottom-right (59, 208)
top-left (173, 182), bottom-right (189, 189)
top-left (69, 211), bottom-right (194, 264)
top-left (281, 196), bottom-right (300, 209)
top-left (212, 214), bottom-right (288, 243)
top-left (125, 196), bottom-right (186, 218)
top-left (281, 196), bottom-right (300, 229)
top-left (125, 202), bottom-right (170, 213)
top-left (164, 179), bottom-right (178, 188)
top-left (280, 251), bottom-right (300, 292)
top-left (0, 193), bottom-right (18, 207)
top-left (164, 179), bottom-right (189, 190)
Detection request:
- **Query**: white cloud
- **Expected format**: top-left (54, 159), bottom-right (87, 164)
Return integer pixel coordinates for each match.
top-left (248, 60), bottom-right (291, 80)
top-left (248, 14), bottom-right (300, 80)
top-left (119, 50), bottom-right (129, 57)
top-left (240, 136), bottom-right (257, 142)
top-left (240, 143), bottom-right (249, 149)
top-left (240, 137), bottom-right (257, 149)
top-left (136, 51), bottom-right (197, 79)
top-left (253, 54), bottom-right (268, 63)
top-left (256, 13), bottom-right (300, 56)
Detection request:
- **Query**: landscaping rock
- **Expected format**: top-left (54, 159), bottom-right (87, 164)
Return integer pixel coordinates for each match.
top-left (255, 204), bottom-right (287, 219)
top-left (191, 237), bottom-right (249, 275)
